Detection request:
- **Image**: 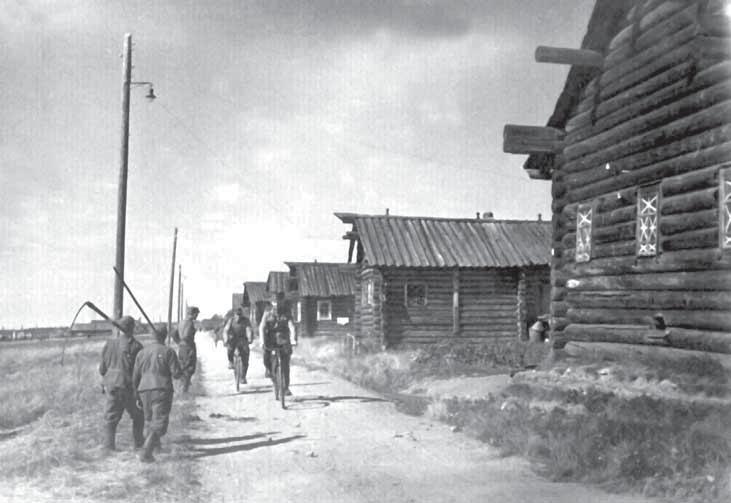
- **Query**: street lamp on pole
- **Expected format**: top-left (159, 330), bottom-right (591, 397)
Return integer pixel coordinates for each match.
top-left (112, 33), bottom-right (156, 321)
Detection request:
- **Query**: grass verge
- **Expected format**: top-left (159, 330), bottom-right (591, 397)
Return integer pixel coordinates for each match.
top-left (0, 336), bottom-right (206, 502)
top-left (295, 336), bottom-right (731, 502)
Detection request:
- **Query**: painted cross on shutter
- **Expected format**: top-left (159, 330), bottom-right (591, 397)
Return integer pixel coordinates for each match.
top-left (722, 171), bottom-right (731, 249)
top-left (576, 204), bottom-right (592, 263)
top-left (636, 187), bottom-right (659, 257)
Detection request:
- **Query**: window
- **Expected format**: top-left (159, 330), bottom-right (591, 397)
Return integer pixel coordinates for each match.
top-left (637, 185), bottom-right (660, 257)
top-left (316, 300), bottom-right (332, 321)
top-left (721, 167), bottom-right (731, 249)
top-left (295, 301), bottom-right (302, 323)
top-left (362, 279), bottom-right (374, 305)
top-left (575, 203), bottom-right (593, 262)
top-left (405, 282), bottom-right (427, 307)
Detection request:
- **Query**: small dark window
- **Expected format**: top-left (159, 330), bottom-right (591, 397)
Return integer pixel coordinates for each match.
top-left (316, 300), bottom-right (332, 321)
top-left (405, 282), bottom-right (427, 307)
top-left (637, 185), bottom-right (660, 257)
top-left (576, 203), bottom-right (593, 263)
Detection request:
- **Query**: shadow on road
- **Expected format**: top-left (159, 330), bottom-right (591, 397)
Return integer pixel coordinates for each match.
top-left (295, 395), bottom-right (388, 404)
top-left (189, 435), bottom-right (306, 458)
top-left (184, 432), bottom-right (280, 445)
top-left (289, 381), bottom-right (331, 387)
top-left (207, 412), bottom-right (259, 422)
top-left (218, 386), bottom-right (272, 397)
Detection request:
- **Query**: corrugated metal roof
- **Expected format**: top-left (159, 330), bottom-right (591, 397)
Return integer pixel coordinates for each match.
top-left (286, 262), bottom-right (356, 297)
top-left (336, 213), bottom-right (552, 268)
top-left (266, 271), bottom-right (290, 294)
top-left (243, 282), bottom-right (268, 304)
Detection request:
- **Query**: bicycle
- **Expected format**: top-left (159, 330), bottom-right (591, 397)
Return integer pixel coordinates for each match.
top-left (233, 347), bottom-right (243, 392)
top-left (267, 346), bottom-right (286, 409)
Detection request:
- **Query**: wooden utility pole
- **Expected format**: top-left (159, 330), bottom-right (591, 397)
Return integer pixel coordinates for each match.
top-left (113, 33), bottom-right (132, 320)
top-left (177, 265), bottom-right (183, 324)
top-left (166, 227), bottom-right (178, 344)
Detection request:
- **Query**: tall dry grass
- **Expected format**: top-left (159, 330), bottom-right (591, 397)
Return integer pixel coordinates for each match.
top-left (0, 336), bottom-right (206, 502)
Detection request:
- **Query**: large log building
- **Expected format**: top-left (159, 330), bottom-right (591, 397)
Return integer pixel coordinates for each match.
top-left (503, 0), bottom-right (731, 353)
top-left (336, 212), bottom-right (552, 347)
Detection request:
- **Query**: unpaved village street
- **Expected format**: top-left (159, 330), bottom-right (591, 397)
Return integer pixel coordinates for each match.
top-left (194, 336), bottom-right (651, 503)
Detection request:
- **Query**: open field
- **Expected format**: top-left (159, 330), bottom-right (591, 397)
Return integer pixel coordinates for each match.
top-left (296, 336), bottom-right (731, 503)
top-left (0, 335), bottom-right (205, 502)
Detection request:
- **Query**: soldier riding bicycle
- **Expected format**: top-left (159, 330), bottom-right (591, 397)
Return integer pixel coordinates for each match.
top-left (259, 292), bottom-right (297, 396)
top-left (225, 307), bottom-right (253, 384)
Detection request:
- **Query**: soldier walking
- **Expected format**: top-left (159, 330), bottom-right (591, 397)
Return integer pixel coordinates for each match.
top-left (172, 306), bottom-right (199, 392)
top-left (133, 326), bottom-right (182, 463)
top-left (98, 315), bottom-right (144, 451)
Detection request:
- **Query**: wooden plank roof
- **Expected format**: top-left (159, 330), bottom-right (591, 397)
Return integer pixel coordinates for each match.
top-left (335, 213), bottom-right (552, 268)
top-left (266, 271), bottom-right (290, 294)
top-left (243, 282), bottom-right (268, 305)
top-left (286, 262), bottom-right (357, 297)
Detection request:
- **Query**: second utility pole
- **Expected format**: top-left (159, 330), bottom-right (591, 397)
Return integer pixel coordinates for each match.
top-left (167, 227), bottom-right (178, 344)
top-left (113, 33), bottom-right (132, 320)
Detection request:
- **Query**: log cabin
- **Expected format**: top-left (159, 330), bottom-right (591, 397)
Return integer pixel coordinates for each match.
top-left (336, 212), bottom-right (552, 347)
top-left (503, 0), bottom-right (731, 354)
top-left (243, 281), bottom-right (269, 326)
top-left (285, 262), bottom-right (357, 338)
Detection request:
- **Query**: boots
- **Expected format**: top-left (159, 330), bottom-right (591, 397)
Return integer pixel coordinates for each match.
top-left (133, 418), bottom-right (145, 449)
top-left (103, 424), bottom-right (117, 451)
top-left (139, 432), bottom-right (158, 463)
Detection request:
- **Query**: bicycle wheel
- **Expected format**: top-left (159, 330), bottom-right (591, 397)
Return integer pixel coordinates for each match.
top-left (234, 355), bottom-right (241, 392)
top-left (278, 355), bottom-right (286, 410)
top-left (271, 351), bottom-right (280, 400)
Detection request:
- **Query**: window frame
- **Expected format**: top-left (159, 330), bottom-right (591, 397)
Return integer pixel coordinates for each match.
top-left (575, 202), bottom-right (593, 263)
top-left (720, 167), bottom-right (731, 250)
top-left (636, 184), bottom-right (661, 258)
top-left (316, 300), bottom-right (332, 321)
top-left (362, 279), bottom-right (374, 306)
top-left (404, 281), bottom-right (428, 308)
top-left (295, 300), bottom-right (302, 323)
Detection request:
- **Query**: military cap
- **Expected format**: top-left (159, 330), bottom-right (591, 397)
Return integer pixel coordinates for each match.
top-left (115, 315), bottom-right (135, 335)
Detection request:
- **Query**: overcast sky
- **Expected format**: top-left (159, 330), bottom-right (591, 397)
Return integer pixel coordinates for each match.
top-left (0, 0), bottom-right (593, 327)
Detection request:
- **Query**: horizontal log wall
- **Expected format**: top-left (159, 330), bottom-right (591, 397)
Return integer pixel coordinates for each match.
top-left (380, 268), bottom-right (535, 346)
top-left (551, 0), bottom-right (731, 353)
top-left (382, 268), bottom-right (453, 346)
top-left (459, 269), bottom-right (520, 340)
top-left (302, 296), bottom-right (355, 338)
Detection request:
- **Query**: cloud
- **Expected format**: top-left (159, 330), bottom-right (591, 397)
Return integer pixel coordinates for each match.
top-left (212, 182), bottom-right (240, 203)
top-left (258, 0), bottom-right (473, 39)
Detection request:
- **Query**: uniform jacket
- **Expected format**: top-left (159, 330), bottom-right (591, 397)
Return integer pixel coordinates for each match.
top-left (259, 309), bottom-right (296, 347)
top-left (133, 341), bottom-right (182, 392)
top-left (226, 316), bottom-right (252, 345)
top-left (172, 318), bottom-right (196, 345)
top-left (99, 334), bottom-right (143, 390)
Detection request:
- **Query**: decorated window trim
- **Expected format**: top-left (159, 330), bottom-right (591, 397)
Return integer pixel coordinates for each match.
top-left (575, 203), bottom-right (593, 263)
top-left (636, 184), bottom-right (660, 257)
top-left (720, 167), bottom-right (731, 250)
top-left (362, 278), bottom-right (374, 306)
top-left (404, 281), bottom-right (428, 307)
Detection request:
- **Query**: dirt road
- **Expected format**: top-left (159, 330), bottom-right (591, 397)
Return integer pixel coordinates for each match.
top-left (194, 337), bottom-right (651, 503)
